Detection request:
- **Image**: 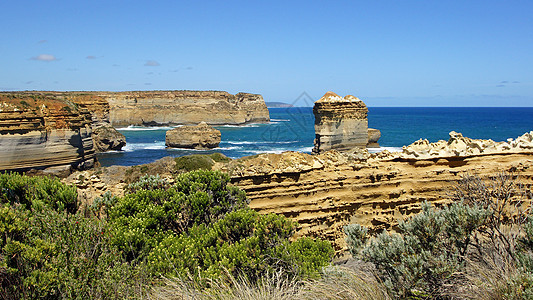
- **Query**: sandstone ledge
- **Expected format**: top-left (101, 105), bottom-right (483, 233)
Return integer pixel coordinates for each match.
top-left (63, 132), bottom-right (533, 255)
top-left (0, 93), bottom-right (96, 174)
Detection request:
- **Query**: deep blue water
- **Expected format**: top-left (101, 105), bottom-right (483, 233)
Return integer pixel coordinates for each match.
top-left (97, 107), bottom-right (533, 167)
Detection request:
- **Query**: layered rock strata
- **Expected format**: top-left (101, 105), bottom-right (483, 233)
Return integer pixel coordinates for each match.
top-left (313, 92), bottom-right (378, 153)
top-left (0, 93), bottom-right (96, 173)
top-left (66, 94), bottom-right (126, 152)
top-left (223, 132), bottom-right (533, 254)
top-left (105, 91), bottom-right (269, 126)
top-left (165, 122), bottom-right (221, 149)
top-left (63, 132), bottom-right (533, 256)
top-left (1, 90), bottom-right (269, 150)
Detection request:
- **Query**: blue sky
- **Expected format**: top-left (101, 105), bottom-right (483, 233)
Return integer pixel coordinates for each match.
top-left (1, 1), bottom-right (532, 106)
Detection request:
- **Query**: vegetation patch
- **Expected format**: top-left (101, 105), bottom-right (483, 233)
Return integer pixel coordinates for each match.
top-left (1, 170), bottom-right (333, 299)
top-left (345, 173), bottom-right (533, 299)
top-left (174, 154), bottom-right (216, 172)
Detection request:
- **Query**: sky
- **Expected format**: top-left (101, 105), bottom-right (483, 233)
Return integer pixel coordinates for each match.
top-left (1, 1), bottom-right (533, 107)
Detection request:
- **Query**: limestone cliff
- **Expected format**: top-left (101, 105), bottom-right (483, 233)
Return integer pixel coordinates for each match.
top-left (313, 92), bottom-right (373, 153)
top-left (0, 93), bottom-right (96, 174)
top-left (105, 90), bottom-right (270, 126)
top-left (222, 132), bottom-right (533, 254)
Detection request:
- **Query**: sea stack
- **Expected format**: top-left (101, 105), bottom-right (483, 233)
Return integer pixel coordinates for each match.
top-left (165, 122), bottom-right (221, 149)
top-left (313, 91), bottom-right (376, 154)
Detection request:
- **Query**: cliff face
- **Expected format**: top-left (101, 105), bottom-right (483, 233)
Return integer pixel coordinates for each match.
top-left (0, 93), bottom-right (96, 174)
top-left (67, 94), bottom-right (110, 127)
top-left (222, 132), bottom-right (533, 254)
top-left (313, 92), bottom-right (371, 153)
top-left (104, 90), bottom-right (270, 126)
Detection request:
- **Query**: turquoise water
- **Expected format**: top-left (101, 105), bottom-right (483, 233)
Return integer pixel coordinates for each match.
top-left (97, 107), bottom-right (533, 167)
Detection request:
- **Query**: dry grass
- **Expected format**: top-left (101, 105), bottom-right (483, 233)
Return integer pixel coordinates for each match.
top-left (299, 266), bottom-right (390, 300)
top-left (151, 266), bottom-right (390, 300)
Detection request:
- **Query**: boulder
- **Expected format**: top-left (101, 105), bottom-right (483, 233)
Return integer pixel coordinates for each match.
top-left (166, 122), bottom-right (221, 149)
top-left (92, 125), bottom-right (126, 151)
top-left (367, 128), bottom-right (381, 148)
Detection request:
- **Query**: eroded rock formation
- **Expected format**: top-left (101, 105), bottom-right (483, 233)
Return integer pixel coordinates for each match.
top-left (0, 93), bottom-right (96, 174)
top-left (367, 128), bottom-right (381, 148)
top-left (313, 92), bottom-right (379, 153)
top-left (63, 132), bottom-right (533, 255)
top-left (222, 132), bottom-right (533, 254)
top-left (165, 122), bottom-right (221, 149)
top-left (2, 90), bottom-right (269, 151)
top-left (92, 125), bottom-right (126, 151)
top-left (105, 91), bottom-right (269, 126)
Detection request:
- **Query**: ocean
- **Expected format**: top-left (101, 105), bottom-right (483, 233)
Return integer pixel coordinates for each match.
top-left (97, 107), bottom-right (533, 167)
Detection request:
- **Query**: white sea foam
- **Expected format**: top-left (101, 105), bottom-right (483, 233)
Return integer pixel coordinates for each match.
top-left (243, 145), bottom-right (314, 155)
top-left (245, 149), bottom-right (287, 155)
top-left (368, 147), bottom-right (403, 153)
top-left (123, 142), bottom-right (166, 151)
top-left (216, 146), bottom-right (242, 150)
top-left (299, 146), bottom-right (314, 153)
top-left (270, 119), bottom-right (290, 122)
top-left (215, 123), bottom-right (264, 128)
top-left (225, 141), bottom-right (298, 145)
top-left (117, 125), bottom-right (179, 131)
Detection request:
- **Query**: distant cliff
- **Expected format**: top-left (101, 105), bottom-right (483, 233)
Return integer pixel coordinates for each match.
top-left (265, 101), bottom-right (293, 108)
top-left (0, 93), bottom-right (96, 174)
top-left (3, 90), bottom-right (270, 127)
top-left (102, 90), bottom-right (270, 126)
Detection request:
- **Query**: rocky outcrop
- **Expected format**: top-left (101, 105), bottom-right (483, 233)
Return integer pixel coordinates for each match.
top-left (0, 90), bottom-right (270, 151)
top-left (377, 131), bottom-right (533, 161)
top-left (105, 91), bottom-right (270, 126)
top-left (221, 132), bottom-right (533, 254)
top-left (92, 125), bottom-right (126, 151)
top-left (62, 131), bottom-right (533, 256)
top-left (0, 93), bottom-right (96, 174)
top-left (165, 122), bottom-right (221, 149)
top-left (313, 92), bottom-right (374, 154)
top-left (8, 91), bottom-right (126, 153)
top-left (66, 94), bottom-right (110, 127)
top-left (367, 128), bottom-right (381, 148)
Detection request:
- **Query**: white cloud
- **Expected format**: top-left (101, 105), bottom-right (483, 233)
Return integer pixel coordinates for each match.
top-left (31, 54), bottom-right (57, 61)
top-left (144, 60), bottom-right (160, 66)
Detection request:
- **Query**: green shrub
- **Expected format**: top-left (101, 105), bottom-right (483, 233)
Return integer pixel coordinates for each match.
top-left (89, 191), bottom-right (119, 216)
top-left (209, 152), bottom-right (232, 163)
top-left (0, 173), bottom-right (148, 299)
top-left (174, 154), bottom-right (216, 172)
top-left (109, 170), bottom-right (332, 281)
top-left (0, 172), bottom-right (78, 214)
top-left (126, 174), bottom-right (170, 193)
top-left (0, 171), bottom-right (333, 298)
top-left (108, 170), bottom-right (249, 260)
top-left (346, 201), bottom-right (489, 298)
top-left (148, 209), bottom-right (332, 281)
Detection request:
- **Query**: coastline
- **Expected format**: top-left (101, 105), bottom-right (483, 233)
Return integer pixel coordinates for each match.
top-left (65, 131), bottom-right (533, 255)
